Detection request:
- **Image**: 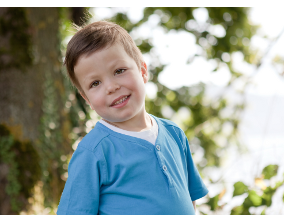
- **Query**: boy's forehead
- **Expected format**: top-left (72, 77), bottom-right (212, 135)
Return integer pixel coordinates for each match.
top-left (76, 42), bottom-right (124, 65)
top-left (76, 43), bottom-right (131, 67)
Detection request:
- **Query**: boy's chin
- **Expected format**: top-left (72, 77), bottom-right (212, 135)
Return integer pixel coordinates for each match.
top-left (102, 118), bottom-right (129, 124)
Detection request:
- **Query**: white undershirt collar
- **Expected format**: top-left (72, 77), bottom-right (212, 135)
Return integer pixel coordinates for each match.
top-left (99, 114), bottom-right (158, 145)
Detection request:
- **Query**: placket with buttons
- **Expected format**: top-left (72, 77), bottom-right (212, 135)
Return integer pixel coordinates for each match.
top-left (155, 144), bottom-right (173, 187)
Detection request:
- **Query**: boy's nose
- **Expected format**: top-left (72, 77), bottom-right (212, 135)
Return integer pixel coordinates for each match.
top-left (106, 81), bottom-right (121, 94)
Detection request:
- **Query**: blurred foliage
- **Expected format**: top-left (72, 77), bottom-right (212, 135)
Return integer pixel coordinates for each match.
top-left (207, 194), bottom-right (219, 211)
top-left (230, 164), bottom-right (283, 215)
top-left (262, 165), bottom-right (278, 180)
top-left (38, 70), bottom-right (66, 208)
top-left (202, 164), bottom-right (284, 215)
top-left (0, 124), bottom-right (41, 213)
top-left (233, 181), bottom-right (248, 196)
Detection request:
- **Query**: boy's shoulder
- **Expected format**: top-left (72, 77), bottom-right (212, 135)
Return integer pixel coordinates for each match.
top-left (152, 115), bottom-right (182, 130)
top-left (151, 115), bottom-right (186, 139)
top-left (78, 122), bottom-right (110, 151)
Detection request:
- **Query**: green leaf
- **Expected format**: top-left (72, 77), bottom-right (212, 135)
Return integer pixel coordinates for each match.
top-left (262, 164), bottom-right (278, 179)
top-left (207, 194), bottom-right (219, 211)
top-left (248, 190), bottom-right (262, 207)
top-left (231, 205), bottom-right (243, 215)
top-left (233, 181), bottom-right (248, 196)
top-left (261, 208), bottom-right (266, 215)
top-left (242, 190), bottom-right (262, 210)
top-left (262, 188), bottom-right (274, 207)
top-left (241, 207), bottom-right (251, 215)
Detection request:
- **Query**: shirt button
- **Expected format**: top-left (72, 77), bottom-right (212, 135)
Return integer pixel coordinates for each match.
top-left (156, 145), bottom-right (160, 151)
top-left (163, 165), bottom-right (167, 171)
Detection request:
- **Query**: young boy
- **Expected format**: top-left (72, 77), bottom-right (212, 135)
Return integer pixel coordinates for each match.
top-left (57, 21), bottom-right (208, 215)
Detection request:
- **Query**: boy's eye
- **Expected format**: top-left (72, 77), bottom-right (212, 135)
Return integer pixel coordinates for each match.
top-left (91, 81), bottom-right (101, 88)
top-left (115, 69), bottom-right (125, 75)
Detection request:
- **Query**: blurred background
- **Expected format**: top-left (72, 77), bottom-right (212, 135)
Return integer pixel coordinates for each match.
top-left (0, 7), bottom-right (284, 215)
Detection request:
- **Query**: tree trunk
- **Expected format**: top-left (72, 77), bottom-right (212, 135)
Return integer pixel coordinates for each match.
top-left (0, 7), bottom-right (71, 214)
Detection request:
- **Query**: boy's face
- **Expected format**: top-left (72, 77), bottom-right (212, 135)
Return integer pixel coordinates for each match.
top-left (74, 43), bottom-right (148, 124)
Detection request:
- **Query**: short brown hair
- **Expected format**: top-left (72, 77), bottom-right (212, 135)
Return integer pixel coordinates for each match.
top-left (64, 21), bottom-right (144, 95)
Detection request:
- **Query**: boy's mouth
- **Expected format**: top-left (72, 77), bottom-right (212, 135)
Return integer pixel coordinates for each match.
top-left (110, 95), bottom-right (131, 107)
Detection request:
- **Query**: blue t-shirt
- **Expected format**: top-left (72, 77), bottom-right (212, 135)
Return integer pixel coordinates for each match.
top-left (57, 116), bottom-right (208, 215)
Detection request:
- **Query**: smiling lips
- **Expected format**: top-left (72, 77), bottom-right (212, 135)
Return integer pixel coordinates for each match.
top-left (110, 95), bottom-right (131, 107)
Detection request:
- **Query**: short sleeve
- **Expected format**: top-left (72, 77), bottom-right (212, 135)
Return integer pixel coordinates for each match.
top-left (183, 135), bottom-right (208, 201)
top-left (57, 145), bottom-right (102, 215)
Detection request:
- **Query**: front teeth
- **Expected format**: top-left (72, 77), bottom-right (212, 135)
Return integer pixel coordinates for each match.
top-left (114, 96), bottom-right (128, 105)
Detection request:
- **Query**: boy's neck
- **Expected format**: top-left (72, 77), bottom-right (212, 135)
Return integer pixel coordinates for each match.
top-left (102, 111), bottom-right (152, 132)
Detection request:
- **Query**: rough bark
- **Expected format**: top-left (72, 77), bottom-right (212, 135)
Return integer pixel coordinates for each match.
top-left (0, 7), bottom-right (64, 142)
top-left (0, 7), bottom-right (70, 214)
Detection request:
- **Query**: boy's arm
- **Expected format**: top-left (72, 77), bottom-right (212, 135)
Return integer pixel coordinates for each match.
top-left (183, 133), bottom-right (209, 201)
top-left (57, 146), bottom-right (102, 215)
top-left (192, 201), bottom-right (196, 212)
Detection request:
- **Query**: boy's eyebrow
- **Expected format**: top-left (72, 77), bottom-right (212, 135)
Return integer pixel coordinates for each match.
top-left (82, 72), bottom-right (100, 86)
top-left (107, 59), bottom-right (128, 70)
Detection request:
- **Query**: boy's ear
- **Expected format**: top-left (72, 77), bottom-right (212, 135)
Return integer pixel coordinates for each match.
top-left (141, 62), bottom-right (148, 84)
top-left (79, 90), bottom-right (94, 110)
